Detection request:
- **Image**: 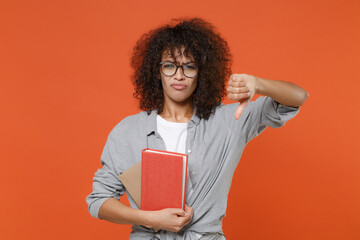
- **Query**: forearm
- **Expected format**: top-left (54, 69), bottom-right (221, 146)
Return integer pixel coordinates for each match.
top-left (98, 198), bottom-right (152, 227)
top-left (255, 77), bottom-right (309, 107)
top-left (98, 198), bottom-right (193, 232)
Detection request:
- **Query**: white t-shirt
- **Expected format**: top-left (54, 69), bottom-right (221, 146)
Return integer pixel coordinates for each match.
top-left (156, 115), bottom-right (188, 154)
top-left (157, 114), bottom-right (193, 195)
top-left (156, 115), bottom-right (202, 239)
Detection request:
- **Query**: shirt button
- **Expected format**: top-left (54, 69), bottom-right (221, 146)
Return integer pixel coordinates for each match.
top-left (191, 170), bottom-right (196, 175)
top-left (187, 149), bottom-right (192, 154)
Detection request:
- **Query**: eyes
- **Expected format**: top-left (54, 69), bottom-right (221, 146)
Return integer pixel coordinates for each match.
top-left (160, 61), bottom-right (199, 78)
top-left (162, 62), bottom-right (197, 69)
top-left (184, 65), bottom-right (197, 70)
top-left (163, 63), bottom-right (176, 69)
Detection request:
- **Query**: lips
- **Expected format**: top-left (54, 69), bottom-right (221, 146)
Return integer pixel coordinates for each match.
top-left (171, 84), bottom-right (187, 90)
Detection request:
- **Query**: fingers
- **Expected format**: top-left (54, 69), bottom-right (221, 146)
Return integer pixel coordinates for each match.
top-left (184, 205), bottom-right (193, 219)
top-left (228, 79), bottom-right (247, 87)
top-left (228, 92), bottom-right (251, 101)
top-left (229, 73), bottom-right (247, 83)
top-left (178, 205), bottom-right (193, 225)
top-left (227, 76), bottom-right (251, 102)
top-left (156, 207), bottom-right (193, 233)
top-left (227, 86), bottom-right (249, 94)
top-left (227, 85), bottom-right (251, 101)
top-left (235, 100), bottom-right (249, 120)
top-left (227, 74), bottom-right (255, 116)
top-left (180, 206), bottom-right (193, 228)
top-left (185, 204), bottom-right (192, 213)
top-left (168, 208), bottom-right (192, 232)
top-left (168, 208), bottom-right (186, 217)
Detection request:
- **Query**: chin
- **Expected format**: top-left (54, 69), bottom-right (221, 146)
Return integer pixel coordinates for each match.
top-left (176, 97), bottom-right (194, 104)
top-left (164, 89), bottom-right (194, 105)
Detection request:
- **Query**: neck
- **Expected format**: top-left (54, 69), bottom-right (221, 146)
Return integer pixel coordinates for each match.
top-left (159, 98), bottom-right (194, 123)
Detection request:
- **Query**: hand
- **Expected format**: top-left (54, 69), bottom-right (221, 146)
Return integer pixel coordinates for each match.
top-left (147, 205), bottom-right (193, 232)
top-left (227, 73), bottom-right (257, 120)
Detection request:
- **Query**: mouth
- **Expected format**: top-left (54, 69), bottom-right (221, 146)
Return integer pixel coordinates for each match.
top-left (171, 84), bottom-right (187, 90)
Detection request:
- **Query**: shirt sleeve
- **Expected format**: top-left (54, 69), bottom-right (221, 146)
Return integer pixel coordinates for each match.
top-left (243, 96), bottom-right (300, 143)
top-left (221, 96), bottom-right (300, 144)
top-left (85, 128), bottom-right (126, 219)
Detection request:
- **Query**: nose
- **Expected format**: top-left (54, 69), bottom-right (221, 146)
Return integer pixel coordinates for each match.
top-left (174, 66), bottom-right (185, 80)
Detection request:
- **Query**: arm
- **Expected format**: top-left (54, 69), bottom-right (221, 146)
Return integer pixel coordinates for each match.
top-left (86, 125), bottom-right (193, 233)
top-left (255, 77), bottom-right (309, 107)
top-left (227, 73), bottom-right (309, 119)
top-left (99, 198), bottom-right (193, 232)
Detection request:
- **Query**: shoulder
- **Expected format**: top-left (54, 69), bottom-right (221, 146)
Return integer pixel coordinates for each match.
top-left (116, 111), bottom-right (149, 127)
top-left (109, 110), bottom-right (150, 137)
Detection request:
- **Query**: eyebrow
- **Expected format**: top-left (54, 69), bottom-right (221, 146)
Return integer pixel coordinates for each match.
top-left (162, 60), bottom-right (196, 65)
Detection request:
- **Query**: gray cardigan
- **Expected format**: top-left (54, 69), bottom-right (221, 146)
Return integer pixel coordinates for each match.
top-left (86, 97), bottom-right (299, 239)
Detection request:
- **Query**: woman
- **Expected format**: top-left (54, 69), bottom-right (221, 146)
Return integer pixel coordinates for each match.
top-left (86, 18), bottom-right (308, 239)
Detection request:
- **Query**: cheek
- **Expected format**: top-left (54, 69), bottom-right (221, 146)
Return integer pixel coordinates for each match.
top-left (189, 79), bottom-right (198, 91)
top-left (160, 76), bottom-right (169, 89)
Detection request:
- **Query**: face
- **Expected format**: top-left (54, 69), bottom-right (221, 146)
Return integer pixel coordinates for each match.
top-left (160, 47), bottom-right (198, 106)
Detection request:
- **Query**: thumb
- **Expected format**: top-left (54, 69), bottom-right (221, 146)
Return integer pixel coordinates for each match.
top-left (235, 100), bottom-right (249, 120)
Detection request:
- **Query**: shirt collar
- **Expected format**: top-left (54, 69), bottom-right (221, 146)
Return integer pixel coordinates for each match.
top-left (145, 109), bottom-right (200, 135)
top-left (190, 110), bottom-right (200, 126)
top-left (145, 110), bottom-right (157, 136)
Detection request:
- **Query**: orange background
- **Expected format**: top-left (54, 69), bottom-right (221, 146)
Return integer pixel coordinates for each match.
top-left (1, 0), bottom-right (359, 239)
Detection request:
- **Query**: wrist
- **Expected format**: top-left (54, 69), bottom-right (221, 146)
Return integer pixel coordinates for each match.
top-left (141, 210), bottom-right (157, 229)
top-left (254, 77), bottom-right (264, 95)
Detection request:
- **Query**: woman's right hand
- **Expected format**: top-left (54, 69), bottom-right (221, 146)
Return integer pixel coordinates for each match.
top-left (145, 205), bottom-right (193, 232)
top-left (98, 198), bottom-right (193, 233)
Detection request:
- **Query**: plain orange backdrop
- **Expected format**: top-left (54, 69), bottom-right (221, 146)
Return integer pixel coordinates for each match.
top-left (1, 0), bottom-right (359, 239)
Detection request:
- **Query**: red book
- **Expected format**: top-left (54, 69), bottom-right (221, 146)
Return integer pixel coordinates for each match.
top-left (141, 148), bottom-right (188, 211)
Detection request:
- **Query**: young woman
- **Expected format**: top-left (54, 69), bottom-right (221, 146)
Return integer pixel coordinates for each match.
top-left (86, 18), bottom-right (308, 239)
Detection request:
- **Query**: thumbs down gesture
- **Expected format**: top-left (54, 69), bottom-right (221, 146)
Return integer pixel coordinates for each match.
top-left (227, 73), bottom-right (257, 120)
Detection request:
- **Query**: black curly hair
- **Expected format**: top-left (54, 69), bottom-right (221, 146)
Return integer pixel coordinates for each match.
top-left (131, 18), bottom-right (232, 120)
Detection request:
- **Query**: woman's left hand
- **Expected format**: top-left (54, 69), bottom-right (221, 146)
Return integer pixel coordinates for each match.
top-left (227, 73), bottom-right (257, 120)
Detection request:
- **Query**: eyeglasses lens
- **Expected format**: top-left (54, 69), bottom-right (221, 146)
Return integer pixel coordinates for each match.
top-left (161, 63), bottom-right (198, 78)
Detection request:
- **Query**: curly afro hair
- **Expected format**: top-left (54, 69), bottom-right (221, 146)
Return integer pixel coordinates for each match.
top-left (131, 18), bottom-right (232, 120)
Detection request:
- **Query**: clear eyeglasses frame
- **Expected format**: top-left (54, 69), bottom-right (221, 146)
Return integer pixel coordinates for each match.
top-left (159, 62), bottom-right (199, 78)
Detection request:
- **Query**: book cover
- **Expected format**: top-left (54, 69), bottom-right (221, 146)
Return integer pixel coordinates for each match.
top-left (141, 148), bottom-right (188, 211)
top-left (118, 162), bottom-right (141, 208)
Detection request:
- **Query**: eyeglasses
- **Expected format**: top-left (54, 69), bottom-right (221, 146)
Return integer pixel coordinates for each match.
top-left (159, 62), bottom-right (198, 78)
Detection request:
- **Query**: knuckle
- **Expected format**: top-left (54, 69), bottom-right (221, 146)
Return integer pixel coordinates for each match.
top-left (239, 73), bottom-right (247, 78)
top-left (231, 74), bottom-right (239, 80)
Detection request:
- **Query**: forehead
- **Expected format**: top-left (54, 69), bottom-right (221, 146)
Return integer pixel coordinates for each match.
top-left (161, 47), bottom-right (194, 62)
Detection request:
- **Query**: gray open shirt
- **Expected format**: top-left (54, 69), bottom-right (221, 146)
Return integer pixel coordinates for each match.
top-left (86, 96), bottom-right (300, 239)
